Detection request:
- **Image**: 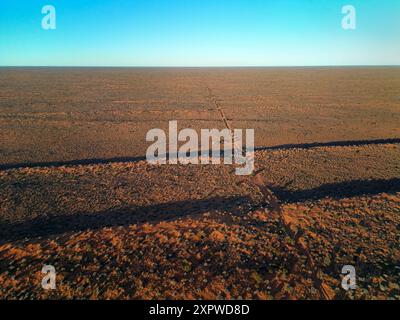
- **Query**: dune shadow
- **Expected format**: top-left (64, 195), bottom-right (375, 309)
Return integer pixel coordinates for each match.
top-left (0, 195), bottom-right (250, 243)
top-left (1, 178), bottom-right (399, 243)
top-left (270, 178), bottom-right (400, 203)
top-left (0, 138), bottom-right (399, 171)
top-left (0, 155), bottom-right (147, 171)
top-left (256, 138), bottom-right (400, 152)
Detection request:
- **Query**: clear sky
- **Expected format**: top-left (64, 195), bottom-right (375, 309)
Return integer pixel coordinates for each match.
top-left (0, 0), bottom-right (399, 66)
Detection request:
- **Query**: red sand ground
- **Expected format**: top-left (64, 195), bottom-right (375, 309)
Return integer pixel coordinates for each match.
top-left (0, 68), bottom-right (399, 299)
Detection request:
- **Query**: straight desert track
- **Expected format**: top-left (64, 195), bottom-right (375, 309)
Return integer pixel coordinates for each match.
top-left (1, 67), bottom-right (399, 166)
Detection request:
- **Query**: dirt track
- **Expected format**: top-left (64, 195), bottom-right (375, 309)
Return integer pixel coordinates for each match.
top-left (1, 67), bottom-right (399, 166)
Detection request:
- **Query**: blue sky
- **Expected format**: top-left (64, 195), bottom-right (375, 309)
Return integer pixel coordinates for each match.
top-left (0, 0), bottom-right (399, 66)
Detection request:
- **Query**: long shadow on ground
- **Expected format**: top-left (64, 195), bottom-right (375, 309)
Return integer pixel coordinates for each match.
top-left (270, 178), bottom-right (400, 203)
top-left (0, 196), bottom-right (250, 243)
top-left (1, 178), bottom-right (400, 243)
top-left (1, 138), bottom-right (399, 171)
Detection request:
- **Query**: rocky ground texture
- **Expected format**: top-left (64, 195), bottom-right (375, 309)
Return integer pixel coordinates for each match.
top-left (1, 144), bottom-right (399, 300)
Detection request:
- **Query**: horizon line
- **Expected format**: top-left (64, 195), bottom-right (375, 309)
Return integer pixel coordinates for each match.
top-left (1, 64), bottom-right (400, 68)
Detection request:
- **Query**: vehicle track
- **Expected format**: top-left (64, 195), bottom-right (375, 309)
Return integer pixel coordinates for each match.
top-left (204, 83), bottom-right (336, 298)
top-left (250, 171), bottom-right (336, 299)
top-left (206, 86), bottom-right (232, 132)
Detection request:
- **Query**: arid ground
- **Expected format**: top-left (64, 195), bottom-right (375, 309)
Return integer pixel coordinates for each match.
top-left (0, 67), bottom-right (399, 299)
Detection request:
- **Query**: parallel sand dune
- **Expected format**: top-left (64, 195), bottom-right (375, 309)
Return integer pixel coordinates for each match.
top-left (0, 67), bottom-right (399, 299)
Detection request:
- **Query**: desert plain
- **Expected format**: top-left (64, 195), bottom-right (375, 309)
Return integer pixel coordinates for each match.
top-left (0, 67), bottom-right (399, 299)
